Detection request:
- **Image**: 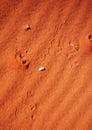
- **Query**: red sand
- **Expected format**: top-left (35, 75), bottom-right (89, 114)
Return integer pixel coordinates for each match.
top-left (0, 0), bottom-right (92, 130)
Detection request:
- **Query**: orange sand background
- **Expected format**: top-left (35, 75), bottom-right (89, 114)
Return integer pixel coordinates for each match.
top-left (0, 0), bottom-right (92, 130)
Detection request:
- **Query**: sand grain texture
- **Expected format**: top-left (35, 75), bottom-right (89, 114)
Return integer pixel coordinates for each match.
top-left (0, 0), bottom-right (92, 130)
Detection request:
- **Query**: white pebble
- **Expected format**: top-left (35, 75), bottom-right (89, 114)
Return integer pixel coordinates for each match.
top-left (38, 67), bottom-right (45, 71)
top-left (25, 25), bottom-right (31, 31)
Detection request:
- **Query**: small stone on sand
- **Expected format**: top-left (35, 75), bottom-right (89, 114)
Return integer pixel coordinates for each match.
top-left (25, 25), bottom-right (31, 31)
top-left (38, 67), bottom-right (45, 71)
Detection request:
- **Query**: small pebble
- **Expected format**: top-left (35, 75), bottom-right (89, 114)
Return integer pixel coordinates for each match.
top-left (25, 25), bottom-right (31, 31)
top-left (38, 67), bottom-right (45, 71)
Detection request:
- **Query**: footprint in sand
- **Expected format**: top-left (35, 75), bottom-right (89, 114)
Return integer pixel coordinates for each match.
top-left (15, 49), bottom-right (31, 69)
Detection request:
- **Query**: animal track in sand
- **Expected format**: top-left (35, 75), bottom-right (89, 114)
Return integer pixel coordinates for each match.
top-left (88, 35), bottom-right (92, 42)
top-left (68, 41), bottom-right (79, 52)
top-left (31, 114), bottom-right (36, 120)
top-left (79, 34), bottom-right (92, 55)
top-left (15, 49), bottom-right (31, 69)
top-left (30, 104), bottom-right (37, 112)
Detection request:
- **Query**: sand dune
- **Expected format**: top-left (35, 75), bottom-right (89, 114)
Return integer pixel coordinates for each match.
top-left (0, 0), bottom-right (92, 130)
